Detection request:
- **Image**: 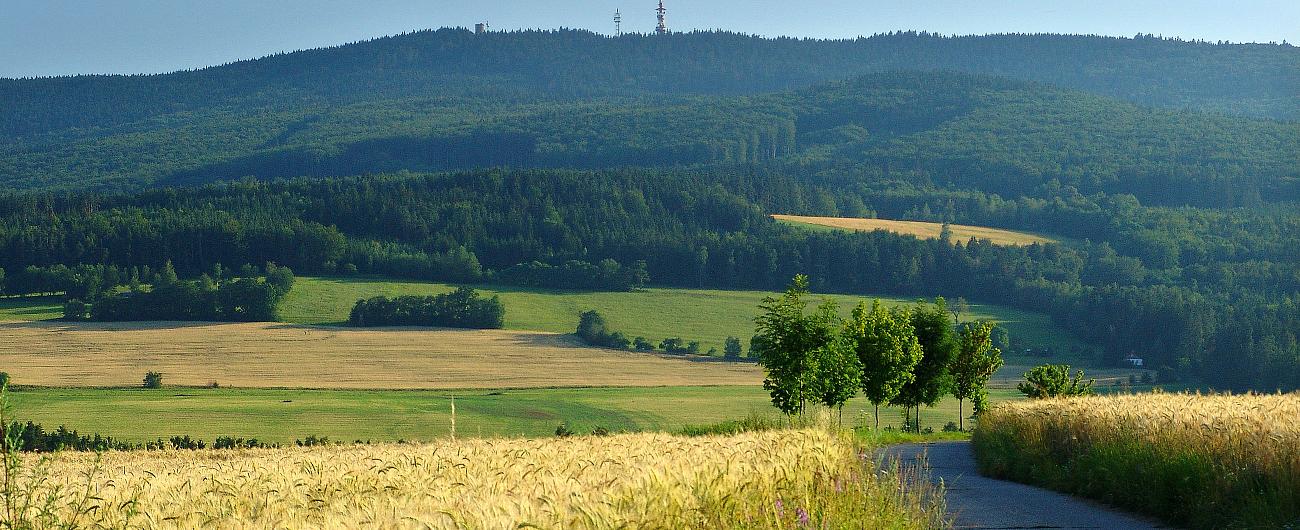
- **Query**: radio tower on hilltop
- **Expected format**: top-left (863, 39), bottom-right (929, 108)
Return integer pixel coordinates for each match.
top-left (614, 9), bottom-right (622, 36)
top-left (655, 1), bottom-right (668, 34)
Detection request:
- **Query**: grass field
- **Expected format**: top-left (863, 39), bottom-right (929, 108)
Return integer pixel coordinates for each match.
top-left (282, 275), bottom-right (1096, 361)
top-left (3, 429), bottom-right (944, 529)
top-left (975, 393), bottom-right (1300, 529)
top-left (774, 214), bottom-right (1057, 246)
top-left (0, 321), bottom-right (760, 389)
top-left (5, 386), bottom-right (1020, 443)
top-left (0, 294), bottom-right (61, 321)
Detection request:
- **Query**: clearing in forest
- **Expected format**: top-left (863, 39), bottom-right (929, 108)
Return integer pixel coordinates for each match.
top-left (774, 214), bottom-right (1057, 246)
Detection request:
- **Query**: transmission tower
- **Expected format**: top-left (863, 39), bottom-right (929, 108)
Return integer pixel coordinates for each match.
top-left (614, 9), bottom-right (622, 36)
top-left (655, 1), bottom-right (668, 34)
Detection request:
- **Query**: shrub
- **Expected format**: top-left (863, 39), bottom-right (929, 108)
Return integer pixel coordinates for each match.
top-left (169, 435), bottom-right (204, 450)
top-left (214, 436), bottom-right (267, 449)
top-left (1017, 364), bottom-right (1094, 398)
top-left (575, 310), bottom-right (631, 349)
top-left (678, 412), bottom-right (782, 436)
top-left (296, 435), bottom-right (330, 447)
top-left (62, 299), bottom-right (90, 321)
top-left (724, 336), bottom-right (743, 359)
top-left (632, 337), bottom-right (655, 351)
top-left (142, 371), bottom-right (163, 389)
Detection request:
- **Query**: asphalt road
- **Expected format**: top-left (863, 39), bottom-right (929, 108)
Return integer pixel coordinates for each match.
top-left (881, 441), bottom-right (1167, 529)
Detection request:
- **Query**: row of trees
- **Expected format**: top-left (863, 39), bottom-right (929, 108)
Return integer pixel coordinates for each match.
top-left (347, 287), bottom-right (505, 329)
top-left (755, 275), bottom-right (1004, 431)
top-left (494, 259), bottom-right (649, 291)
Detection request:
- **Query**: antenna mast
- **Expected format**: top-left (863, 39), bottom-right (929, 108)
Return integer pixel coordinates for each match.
top-left (655, 1), bottom-right (668, 34)
top-left (614, 9), bottom-right (622, 36)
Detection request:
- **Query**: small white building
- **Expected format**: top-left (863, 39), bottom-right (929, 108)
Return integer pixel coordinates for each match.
top-left (1124, 354), bottom-right (1144, 367)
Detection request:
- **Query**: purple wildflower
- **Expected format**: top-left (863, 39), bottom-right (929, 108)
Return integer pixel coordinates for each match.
top-left (775, 498), bottom-right (785, 517)
top-left (796, 507), bottom-right (810, 527)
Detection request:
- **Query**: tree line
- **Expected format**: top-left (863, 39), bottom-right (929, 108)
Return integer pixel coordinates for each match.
top-left (755, 275), bottom-right (1003, 431)
top-left (0, 166), bottom-right (1297, 390)
top-left (60, 262), bottom-right (295, 322)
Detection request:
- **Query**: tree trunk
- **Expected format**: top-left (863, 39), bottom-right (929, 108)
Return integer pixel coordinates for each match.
top-left (917, 407), bottom-right (922, 433)
top-left (873, 404), bottom-right (880, 430)
top-left (959, 398), bottom-right (965, 432)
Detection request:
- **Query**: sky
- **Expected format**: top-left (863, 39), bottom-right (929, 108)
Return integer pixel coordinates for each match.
top-left (2, 0), bottom-right (1297, 78)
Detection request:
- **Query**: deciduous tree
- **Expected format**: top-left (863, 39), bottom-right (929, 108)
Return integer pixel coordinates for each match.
top-left (891, 298), bottom-right (958, 432)
top-left (846, 301), bottom-right (923, 429)
top-left (952, 321), bottom-right (1005, 430)
top-left (754, 275), bottom-right (839, 416)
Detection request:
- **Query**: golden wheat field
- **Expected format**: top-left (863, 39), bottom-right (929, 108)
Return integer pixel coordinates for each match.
top-left (6, 429), bottom-right (942, 529)
top-left (979, 392), bottom-right (1300, 463)
top-left (773, 215), bottom-right (1056, 246)
top-left (0, 321), bottom-right (761, 389)
top-left (975, 392), bottom-right (1300, 528)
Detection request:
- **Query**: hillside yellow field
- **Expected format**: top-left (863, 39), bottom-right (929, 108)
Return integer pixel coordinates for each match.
top-left (7, 429), bottom-right (942, 529)
top-left (0, 321), bottom-right (760, 389)
top-left (774, 215), bottom-right (1056, 246)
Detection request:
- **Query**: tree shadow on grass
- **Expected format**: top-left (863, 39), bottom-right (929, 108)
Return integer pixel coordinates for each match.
top-left (0, 320), bottom-right (253, 331)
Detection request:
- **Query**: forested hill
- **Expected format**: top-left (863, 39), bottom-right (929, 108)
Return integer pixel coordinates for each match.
top-left (3, 71), bottom-right (1298, 204)
top-left (2, 29), bottom-right (1297, 143)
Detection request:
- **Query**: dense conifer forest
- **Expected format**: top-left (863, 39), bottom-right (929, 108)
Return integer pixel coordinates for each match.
top-left (0, 29), bottom-right (1297, 390)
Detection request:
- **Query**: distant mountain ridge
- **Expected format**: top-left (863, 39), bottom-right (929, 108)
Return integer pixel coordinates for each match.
top-left (2, 28), bottom-right (1297, 143)
top-left (2, 70), bottom-right (1296, 208)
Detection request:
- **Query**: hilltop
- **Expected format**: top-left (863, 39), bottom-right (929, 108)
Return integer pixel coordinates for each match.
top-left (3, 29), bottom-right (1296, 142)
top-left (3, 70), bottom-right (1297, 207)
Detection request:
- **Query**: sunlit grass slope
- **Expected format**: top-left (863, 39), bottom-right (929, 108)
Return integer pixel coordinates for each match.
top-left (281, 275), bottom-right (1091, 357)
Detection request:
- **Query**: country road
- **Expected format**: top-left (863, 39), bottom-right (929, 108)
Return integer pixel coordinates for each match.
top-left (882, 442), bottom-right (1167, 529)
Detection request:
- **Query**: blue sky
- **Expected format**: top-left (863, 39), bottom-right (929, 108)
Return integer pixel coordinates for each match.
top-left (2, 0), bottom-right (1297, 78)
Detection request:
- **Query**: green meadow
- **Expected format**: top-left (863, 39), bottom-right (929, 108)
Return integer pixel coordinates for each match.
top-left (281, 275), bottom-right (1094, 360)
top-left (4, 386), bottom-right (1018, 444)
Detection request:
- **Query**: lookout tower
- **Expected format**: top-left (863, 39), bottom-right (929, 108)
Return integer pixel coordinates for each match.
top-left (474, 22), bottom-right (489, 34)
top-left (655, 1), bottom-right (668, 34)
